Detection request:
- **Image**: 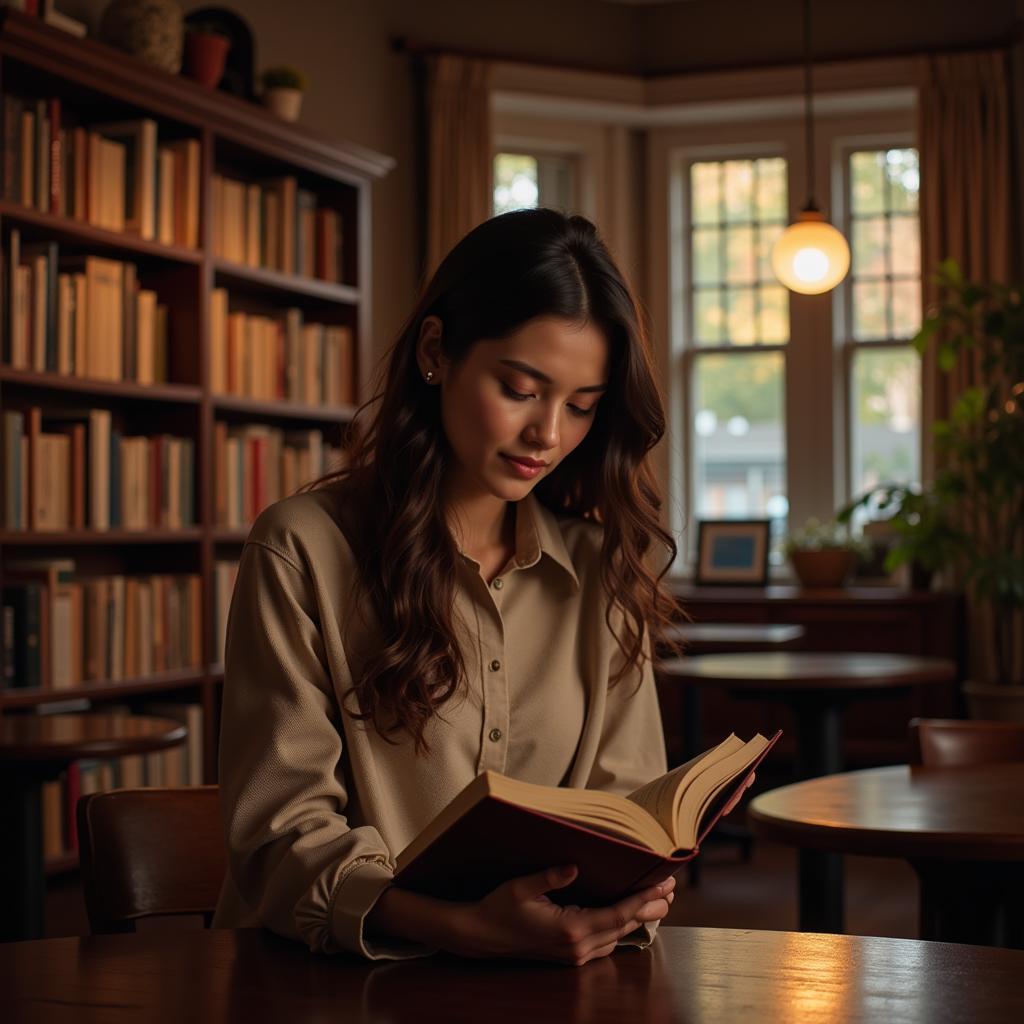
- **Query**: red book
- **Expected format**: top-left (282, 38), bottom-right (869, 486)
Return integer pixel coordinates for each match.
top-left (394, 731), bottom-right (781, 906)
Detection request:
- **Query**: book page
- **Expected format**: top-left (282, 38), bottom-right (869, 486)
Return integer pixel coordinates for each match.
top-left (626, 734), bottom-right (744, 834)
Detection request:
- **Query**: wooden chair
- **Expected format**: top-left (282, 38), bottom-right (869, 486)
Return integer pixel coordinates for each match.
top-left (908, 718), bottom-right (1024, 767)
top-left (77, 785), bottom-right (226, 934)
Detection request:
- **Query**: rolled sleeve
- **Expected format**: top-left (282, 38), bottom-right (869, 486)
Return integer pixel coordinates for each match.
top-left (217, 537), bottom-right (431, 960)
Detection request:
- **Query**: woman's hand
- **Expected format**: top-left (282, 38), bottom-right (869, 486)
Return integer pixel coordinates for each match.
top-left (444, 865), bottom-right (675, 966)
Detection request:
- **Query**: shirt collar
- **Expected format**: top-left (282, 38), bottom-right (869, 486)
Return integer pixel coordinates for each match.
top-left (514, 494), bottom-right (580, 590)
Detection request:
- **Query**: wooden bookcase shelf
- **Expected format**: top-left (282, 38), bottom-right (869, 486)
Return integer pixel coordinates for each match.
top-left (0, 8), bottom-right (394, 807)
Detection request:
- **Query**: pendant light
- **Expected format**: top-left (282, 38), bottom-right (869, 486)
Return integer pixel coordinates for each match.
top-left (771, 0), bottom-right (850, 295)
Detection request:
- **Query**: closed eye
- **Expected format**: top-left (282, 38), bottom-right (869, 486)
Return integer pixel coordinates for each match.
top-left (501, 381), bottom-right (596, 417)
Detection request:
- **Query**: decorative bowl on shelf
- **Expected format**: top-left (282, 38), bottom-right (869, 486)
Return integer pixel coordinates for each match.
top-left (788, 548), bottom-right (857, 589)
top-left (99, 0), bottom-right (185, 74)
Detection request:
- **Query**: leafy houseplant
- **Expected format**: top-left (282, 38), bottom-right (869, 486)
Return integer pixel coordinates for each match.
top-left (784, 517), bottom-right (865, 589)
top-left (912, 259), bottom-right (1024, 703)
top-left (261, 66), bottom-right (308, 122)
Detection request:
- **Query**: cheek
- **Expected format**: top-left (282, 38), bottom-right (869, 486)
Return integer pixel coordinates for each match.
top-left (560, 416), bottom-right (595, 458)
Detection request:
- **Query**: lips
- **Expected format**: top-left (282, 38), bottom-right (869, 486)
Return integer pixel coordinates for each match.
top-left (502, 455), bottom-right (548, 468)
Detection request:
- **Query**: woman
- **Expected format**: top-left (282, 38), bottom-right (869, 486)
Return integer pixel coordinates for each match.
top-left (213, 208), bottom-right (682, 965)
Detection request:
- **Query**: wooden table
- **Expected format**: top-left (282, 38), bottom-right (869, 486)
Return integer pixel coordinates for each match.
top-left (659, 652), bottom-right (956, 931)
top-left (750, 763), bottom-right (1024, 946)
top-left (1, 926), bottom-right (1022, 1023)
top-left (0, 713), bottom-right (187, 942)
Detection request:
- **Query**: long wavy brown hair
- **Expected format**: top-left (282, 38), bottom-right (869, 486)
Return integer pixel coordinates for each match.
top-left (309, 209), bottom-right (681, 753)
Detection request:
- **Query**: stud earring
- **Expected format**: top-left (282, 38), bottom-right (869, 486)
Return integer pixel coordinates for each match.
top-left (425, 370), bottom-right (435, 383)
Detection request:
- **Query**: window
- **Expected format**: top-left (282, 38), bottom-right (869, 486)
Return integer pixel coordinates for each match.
top-left (685, 157), bottom-right (790, 546)
top-left (844, 148), bottom-right (921, 511)
top-left (493, 151), bottom-right (575, 215)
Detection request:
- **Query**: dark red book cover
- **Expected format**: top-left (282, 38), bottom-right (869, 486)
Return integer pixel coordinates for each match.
top-left (395, 731), bottom-right (781, 906)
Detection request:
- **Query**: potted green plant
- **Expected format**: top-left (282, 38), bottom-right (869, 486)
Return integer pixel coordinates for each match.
top-left (261, 66), bottom-right (308, 122)
top-left (837, 484), bottom-right (960, 591)
top-left (784, 517), bottom-right (865, 589)
top-left (183, 22), bottom-right (230, 89)
top-left (912, 259), bottom-right (1024, 716)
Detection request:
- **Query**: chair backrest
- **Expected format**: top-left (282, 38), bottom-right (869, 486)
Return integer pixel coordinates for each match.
top-left (77, 785), bottom-right (226, 934)
top-left (908, 718), bottom-right (1024, 767)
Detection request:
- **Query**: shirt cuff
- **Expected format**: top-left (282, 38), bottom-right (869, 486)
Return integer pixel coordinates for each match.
top-left (329, 859), bottom-right (437, 961)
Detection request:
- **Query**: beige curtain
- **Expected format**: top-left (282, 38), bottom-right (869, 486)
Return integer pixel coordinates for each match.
top-left (425, 55), bottom-right (492, 276)
top-left (917, 50), bottom-right (1014, 473)
top-left (916, 50), bottom-right (1019, 685)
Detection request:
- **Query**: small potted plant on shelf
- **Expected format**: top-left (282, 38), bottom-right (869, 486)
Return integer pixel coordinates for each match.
top-left (909, 259), bottom-right (1024, 717)
top-left (784, 517), bottom-right (864, 589)
top-left (261, 66), bottom-right (308, 122)
top-left (183, 21), bottom-right (231, 88)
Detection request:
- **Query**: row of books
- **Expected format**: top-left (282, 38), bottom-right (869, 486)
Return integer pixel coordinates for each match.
top-left (1, 407), bottom-right (194, 531)
top-left (40, 704), bottom-right (205, 862)
top-left (210, 290), bottom-right (355, 406)
top-left (2, 231), bottom-right (170, 382)
top-left (2, 102), bottom-right (200, 247)
top-left (212, 173), bottom-right (344, 282)
top-left (1, 562), bottom-right (202, 690)
top-left (214, 423), bottom-right (342, 528)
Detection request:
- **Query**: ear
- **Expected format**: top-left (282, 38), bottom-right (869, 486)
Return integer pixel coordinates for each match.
top-left (416, 316), bottom-right (446, 382)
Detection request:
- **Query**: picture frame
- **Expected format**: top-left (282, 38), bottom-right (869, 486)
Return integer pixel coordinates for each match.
top-left (694, 519), bottom-right (771, 586)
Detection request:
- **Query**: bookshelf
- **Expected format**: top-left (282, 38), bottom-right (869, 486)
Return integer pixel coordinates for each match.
top-left (0, 8), bottom-right (394, 863)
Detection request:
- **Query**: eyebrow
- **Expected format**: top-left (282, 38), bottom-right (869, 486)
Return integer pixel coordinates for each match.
top-left (498, 359), bottom-right (607, 393)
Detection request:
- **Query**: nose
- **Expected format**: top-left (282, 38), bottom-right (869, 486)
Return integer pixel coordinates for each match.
top-left (522, 402), bottom-right (559, 452)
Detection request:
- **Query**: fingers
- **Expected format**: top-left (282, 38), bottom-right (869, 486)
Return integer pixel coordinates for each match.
top-left (565, 875), bottom-right (676, 937)
top-left (509, 864), bottom-right (578, 901)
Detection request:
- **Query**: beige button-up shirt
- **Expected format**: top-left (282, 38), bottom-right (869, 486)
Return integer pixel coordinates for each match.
top-left (212, 482), bottom-right (668, 958)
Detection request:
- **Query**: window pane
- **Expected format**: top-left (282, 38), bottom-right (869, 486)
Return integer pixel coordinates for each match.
top-left (885, 149), bottom-right (920, 212)
top-left (725, 287), bottom-right (757, 345)
top-left (691, 163), bottom-right (720, 224)
top-left (694, 289), bottom-right (726, 343)
top-left (723, 161), bottom-right (754, 222)
top-left (851, 347), bottom-right (920, 493)
top-left (725, 226), bottom-right (755, 283)
top-left (891, 278), bottom-right (921, 338)
top-left (758, 223), bottom-right (784, 280)
top-left (493, 154), bottom-right (538, 215)
top-left (692, 227), bottom-right (722, 285)
top-left (890, 217), bottom-right (920, 276)
top-left (756, 157), bottom-right (787, 220)
top-left (759, 286), bottom-right (789, 343)
top-left (853, 280), bottom-right (889, 340)
top-left (852, 217), bottom-right (887, 276)
top-left (692, 352), bottom-right (787, 531)
top-left (851, 151), bottom-right (885, 215)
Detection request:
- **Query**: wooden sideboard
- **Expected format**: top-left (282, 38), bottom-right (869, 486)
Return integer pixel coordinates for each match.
top-left (660, 585), bottom-right (965, 769)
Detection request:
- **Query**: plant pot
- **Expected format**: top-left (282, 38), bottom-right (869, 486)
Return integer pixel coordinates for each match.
top-left (184, 31), bottom-right (229, 88)
top-left (789, 548), bottom-right (856, 589)
top-left (963, 681), bottom-right (1024, 722)
top-left (263, 87), bottom-right (303, 122)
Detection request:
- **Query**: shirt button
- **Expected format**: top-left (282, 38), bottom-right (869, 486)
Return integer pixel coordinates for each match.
top-left (489, 728), bottom-right (502, 742)
top-left (492, 578), bottom-right (504, 590)
top-left (489, 659), bottom-right (501, 672)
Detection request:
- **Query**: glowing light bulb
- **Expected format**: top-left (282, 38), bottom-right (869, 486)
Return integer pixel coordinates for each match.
top-left (771, 211), bottom-right (850, 294)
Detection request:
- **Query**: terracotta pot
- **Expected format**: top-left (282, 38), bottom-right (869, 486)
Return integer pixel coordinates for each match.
top-left (264, 87), bottom-right (303, 122)
top-left (184, 31), bottom-right (230, 88)
top-left (788, 548), bottom-right (856, 589)
top-left (963, 681), bottom-right (1024, 722)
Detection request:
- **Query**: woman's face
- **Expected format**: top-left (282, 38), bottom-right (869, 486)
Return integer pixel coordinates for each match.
top-left (427, 316), bottom-right (609, 505)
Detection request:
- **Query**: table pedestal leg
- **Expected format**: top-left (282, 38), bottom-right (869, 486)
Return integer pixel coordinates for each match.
top-left (0, 773), bottom-right (44, 942)
top-left (912, 861), bottom-right (1024, 949)
top-left (792, 697), bottom-right (844, 933)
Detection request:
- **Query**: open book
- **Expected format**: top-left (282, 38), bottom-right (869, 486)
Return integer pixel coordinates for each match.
top-left (394, 730), bottom-right (781, 906)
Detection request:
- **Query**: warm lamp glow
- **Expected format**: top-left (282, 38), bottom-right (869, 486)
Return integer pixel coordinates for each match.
top-left (771, 210), bottom-right (851, 295)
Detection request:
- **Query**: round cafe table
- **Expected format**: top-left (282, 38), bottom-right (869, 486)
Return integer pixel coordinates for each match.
top-left (1, 926), bottom-right (1023, 1023)
top-left (658, 652), bottom-right (956, 930)
top-left (750, 762), bottom-right (1024, 946)
top-left (0, 713), bottom-right (187, 942)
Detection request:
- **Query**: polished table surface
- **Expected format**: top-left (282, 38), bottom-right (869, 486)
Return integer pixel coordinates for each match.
top-left (0, 713), bottom-right (187, 762)
top-left (750, 763), bottom-right (1024, 947)
top-left (2, 926), bottom-right (1023, 1024)
top-left (749, 763), bottom-right (1024, 860)
top-left (660, 623), bottom-right (806, 652)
